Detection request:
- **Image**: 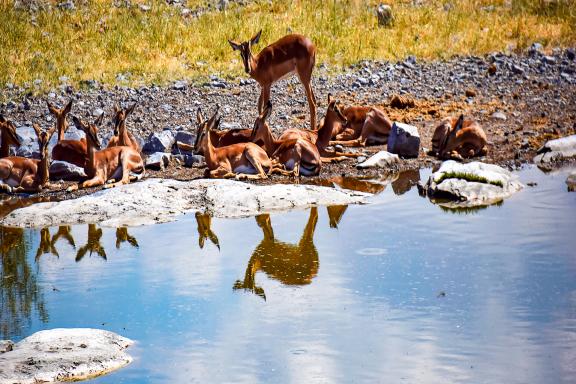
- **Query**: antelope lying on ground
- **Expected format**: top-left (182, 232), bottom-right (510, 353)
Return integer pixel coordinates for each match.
top-left (48, 100), bottom-right (88, 168)
top-left (252, 101), bottom-right (321, 177)
top-left (193, 107), bottom-right (274, 180)
top-left (0, 115), bottom-right (21, 158)
top-left (430, 115), bottom-right (488, 160)
top-left (108, 103), bottom-right (141, 152)
top-left (0, 124), bottom-right (56, 193)
top-left (329, 105), bottom-right (392, 147)
top-left (67, 114), bottom-right (144, 191)
top-left (229, 30), bottom-right (318, 130)
top-left (177, 123), bottom-right (254, 154)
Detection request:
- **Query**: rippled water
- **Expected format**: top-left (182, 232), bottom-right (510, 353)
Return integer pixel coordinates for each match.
top-left (1, 167), bottom-right (575, 383)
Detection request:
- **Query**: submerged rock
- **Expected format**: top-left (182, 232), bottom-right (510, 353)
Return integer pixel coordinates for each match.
top-left (1, 179), bottom-right (370, 228)
top-left (0, 328), bottom-right (133, 384)
top-left (534, 135), bottom-right (576, 167)
top-left (357, 151), bottom-right (400, 169)
top-left (419, 160), bottom-right (523, 207)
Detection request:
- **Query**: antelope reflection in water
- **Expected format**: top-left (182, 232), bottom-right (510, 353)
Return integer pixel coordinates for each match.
top-left (35, 227), bottom-right (59, 260)
top-left (233, 207), bottom-right (319, 300)
top-left (76, 224), bottom-right (106, 262)
top-left (196, 212), bottom-right (220, 250)
top-left (391, 169), bottom-right (420, 196)
top-left (116, 227), bottom-right (139, 249)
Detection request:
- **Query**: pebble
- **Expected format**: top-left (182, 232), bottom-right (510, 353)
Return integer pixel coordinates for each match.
top-left (491, 111), bottom-right (507, 121)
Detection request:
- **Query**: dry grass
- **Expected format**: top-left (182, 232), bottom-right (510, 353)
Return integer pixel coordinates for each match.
top-left (0, 0), bottom-right (574, 92)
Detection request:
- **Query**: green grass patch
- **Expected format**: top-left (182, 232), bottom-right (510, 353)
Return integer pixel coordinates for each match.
top-left (1, 0), bottom-right (575, 92)
top-left (435, 171), bottom-right (504, 187)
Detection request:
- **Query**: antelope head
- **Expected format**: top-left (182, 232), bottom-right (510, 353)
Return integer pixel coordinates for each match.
top-left (193, 107), bottom-right (220, 155)
top-left (72, 113), bottom-right (104, 150)
top-left (47, 100), bottom-right (73, 137)
top-left (326, 94), bottom-right (348, 126)
top-left (112, 102), bottom-right (136, 136)
top-left (0, 114), bottom-right (22, 148)
top-left (251, 100), bottom-right (272, 142)
top-left (33, 123), bottom-right (56, 159)
top-left (228, 30), bottom-right (262, 74)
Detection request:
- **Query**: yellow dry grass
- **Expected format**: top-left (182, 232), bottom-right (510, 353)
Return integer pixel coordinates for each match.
top-left (0, 0), bottom-right (574, 92)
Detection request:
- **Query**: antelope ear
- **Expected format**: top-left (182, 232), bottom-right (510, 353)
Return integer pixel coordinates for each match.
top-left (72, 115), bottom-right (84, 130)
top-left (47, 126), bottom-right (57, 140)
top-left (250, 30), bottom-right (262, 46)
top-left (327, 93), bottom-right (334, 105)
top-left (196, 108), bottom-right (205, 125)
top-left (32, 123), bottom-right (41, 138)
top-left (47, 101), bottom-right (59, 116)
top-left (228, 40), bottom-right (242, 51)
top-left (453, 114), bottom-right (464, 133)
top-left (114, 104), bottom-right (121, 113)
top-left (0, 114), bottom-right (5, 123)
top-left (63, 100), bottom-right (73, 115)
top-left (94, 112), bottom-right (104, 126)
top-left (126, 102), bottom-right (137, 117)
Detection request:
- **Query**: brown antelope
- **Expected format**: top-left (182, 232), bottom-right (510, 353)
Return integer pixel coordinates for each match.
top-left (229, 31), bottom-right (318, 130)
top-left (108, 103), bottom-right (140, 152)
top-left (252, 101), bottom-right (321, 177)
top-left (176, 124), bottom-right (254, 154)
top-left (329, 105), bottom-right (392, 147)
top-left (76, 224), bottom-right (106, 262)
top-left (279, 94), bottom-right (357, 162)
top-left (68, 114), bottom-right (145, 191)
top-left (430, 115), bottom-right (488, 160)
top-left (0, 115), bottom-right (21, 158)
top-left (0, 124), bottom-right (56, 193)
top-left (48, 100), bottom-right (88, 168)
top-left (196, 212), bottom-right (220, 250)
top-left (116, 227), bottom-right (139, 249)
top-left (193, 108), bottom-right (273, 180)
top-left (233, 207), bottom-right (319, 300)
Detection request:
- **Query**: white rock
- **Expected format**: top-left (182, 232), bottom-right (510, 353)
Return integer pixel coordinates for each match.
top-left (1, 179), bottom-right (370, 228)
top-left (0, 328), bottom-right (133, 384)
top-left (357, 151), bottom-right (400, 169)
top-left (491, 111), bottom-right (507, 121)
top-left (220, 122), bottom-right (242, 130)
top-left (534, 135), bottom-right (576, 165)
top-left (421, 160), bottom-right (523, 207)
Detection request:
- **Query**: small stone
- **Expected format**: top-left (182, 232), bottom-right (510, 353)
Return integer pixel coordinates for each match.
top-left (357, 151), bottom-right (400, 169)
top-left (566, 48), bottom-right (575, 61)
top-left (139, 4), bottom-right (151, 11)
top-left (57, 0), bottom-right (75, 10)
top-left (92, 108), bottom-right (104, 117)
top-left (491, 111), bottom-right (507, 121)
top-left (48, 92), bottom-right (56, 98)
top-left (220, 122), bottom-right (241, 130)
top-left (529, 42), bottom-right (543, 53)
top-left (145, 152), bottom-right (171, 171)
top-left (488, 63), bottom-right (497, 75)
top-left (542, 55), bottom-right (556, 65)
top-left (173, 80), bottom-right (187, 90)
top-left (465, 88), bottom-right (477, 97)
top-left (376, 4), bottom-right (394, 27)
top-left (511, 64), bottom-right (524, 74)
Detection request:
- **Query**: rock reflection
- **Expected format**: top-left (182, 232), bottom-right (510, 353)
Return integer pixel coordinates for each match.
top-left (309, 170), bottom-right (420, 196)
top-left (391, 169), bottom-right (420, 196)
top-left (196, 212), bottom-right (220, 250)
top-left (234, 207), bottom-right (319, 300)
top-left (76, 224), bottom-right (106, 262)
top-left (116, 227), bottom-right (139, 249)
top-left (0, 195), bottom-right (53, 220)
top-left (0, 226), bottom-right (48, 339)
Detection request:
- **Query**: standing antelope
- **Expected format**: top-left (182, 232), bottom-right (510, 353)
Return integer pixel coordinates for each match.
top-left (252, 101), bottom-right (321, 177)
top-left (0, 115), bottom-right (21, 158)
top-left (430, 115), bottom-right (488, 160)
top-left (48, 100), bottom-right (88, 168)
top-left (67, 114), bottom-right (144, 191)
top-left (279, 94), bottom-right (356, 162)
top-left (229, 31), bottom-right (318, 130)
top-left (0, 124), bottom-right (56, 193)
top-left (108, 103), bottom-right (141, 152)
top-left (193, 107), bottom-right (273, 180)
top-left (329, 105), bottom-right (392, 147)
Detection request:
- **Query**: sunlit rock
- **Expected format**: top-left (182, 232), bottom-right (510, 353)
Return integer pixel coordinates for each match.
top-left (357, 150), bottom-right (400, 169)
top-left (534, 135), bottom-right (576, 167)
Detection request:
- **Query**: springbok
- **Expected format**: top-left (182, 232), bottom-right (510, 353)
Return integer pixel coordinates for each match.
top-left (279, 94), bottom-right (356, 162)
top-left (233, 207), bottom-right (319, 300)
top-left (252, 101), bottom-right (321, 177)
top-left (229, 31), bottom-right (318, 130)
top-left (108, 103), bottom-right (141, 152)
top-left (176, 124), bottom-right (254, 154)
top-left (48, 100), bottom-right (88, 168)
top-left (430, 115), bottom-right (488, 160)
top-left (0, 124), bottom-right (56, 193)
top-left (329, 105), bottom-right (392, 147)
top-left (193, 107), bottom-right (273, 180)
top-left (0, 115), bottom-right (21, 158)
top-left (67, 114), bottom-right (144, 191)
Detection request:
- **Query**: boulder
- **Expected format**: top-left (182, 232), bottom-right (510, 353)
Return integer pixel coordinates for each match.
top-left (173, 154), bottom-right (205, 168)
top-left (49, 161), bottom-right (87, 181)
top-left (14, 126), bottom-right (40, 159)
top-left (377, 4), bottom-right (393, 27)
top-left (387, 122), bottom-right (420, 158)
top-left (567, 171), bottom-right (576, 192)
top-left (419, 160), bottom-right (523, 207)
top-left (174, 130), bottom-right (195, 148)
top-left (0, 328), bottom-right (133, 384)
top-left (534, 135), bottom-right (576, 167)
top-left (357, 151), bottom-right (400, 169)
top-left (145, 152), bottom-right (171, 171)
top-left (143, 130), bottom-right (175, 154)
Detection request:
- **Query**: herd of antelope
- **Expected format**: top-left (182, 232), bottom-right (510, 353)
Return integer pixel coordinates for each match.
top-left (0, 31), bottom-right (488, 194)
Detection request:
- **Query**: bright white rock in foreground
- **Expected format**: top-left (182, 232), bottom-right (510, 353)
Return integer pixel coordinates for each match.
top-left (1, 178), bottom-right (370, 228)
top-left (420, 160), bottom-right (523, 207)
top-left (0, 329), bottom-right (133, 384)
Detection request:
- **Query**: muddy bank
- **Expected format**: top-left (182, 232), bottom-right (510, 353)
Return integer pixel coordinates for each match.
top-left (0, 178), bottom-right (369, 228)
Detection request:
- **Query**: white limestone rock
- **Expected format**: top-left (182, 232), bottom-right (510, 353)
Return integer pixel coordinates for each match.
top-left (357, 150), bottom-right (400, 169)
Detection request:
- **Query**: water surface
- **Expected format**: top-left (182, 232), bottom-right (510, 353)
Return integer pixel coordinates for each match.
top-left (1, 167), bottom-right (575, 383)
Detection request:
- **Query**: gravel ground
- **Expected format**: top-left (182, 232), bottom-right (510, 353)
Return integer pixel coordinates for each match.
top-left (1, 47), bottom-right (575, 206)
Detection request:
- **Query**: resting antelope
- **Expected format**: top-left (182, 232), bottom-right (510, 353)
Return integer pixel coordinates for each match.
top-left (176, 123), bottom-right (254, 154)
top-left (0, 115), bottom-right (21, 158)
top-left (252, 101), bottom-right (321, 177)
top-left (329, 105), bottom-right (392, 147)
top-left (193, 108), bottom-right (273, 180)
top-left (233, 207), bottom-right (319, 300)
top-left (430, 115), bottom-right (488, 160)
top-left (279, 94), bottom-right (356, 162)
top-left (229, 31), bottom-right (318, 130)
top-left (108, 103), bottom-right (141, 152)
top-left (68, 114), bottom-right (144, 191)
top-left (48, 100), bottom-right (88, 168)
top-left (0, 124), bottom-right (56, 193)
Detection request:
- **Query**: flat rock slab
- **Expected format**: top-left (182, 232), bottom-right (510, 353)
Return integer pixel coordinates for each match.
top-left (534, 135), bottom-right (576, 167)
top-left (1, 179), bottom-right (370, 228)
top-left (0, 328), bottom-right (133, 384)
top-left (419, 160), bottom-right (523, 207)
